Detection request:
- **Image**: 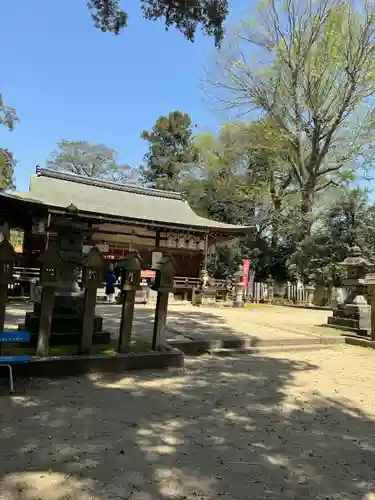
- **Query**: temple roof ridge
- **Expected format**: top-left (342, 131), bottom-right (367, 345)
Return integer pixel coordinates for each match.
top-left (35, 167), bottom-right (185, 201)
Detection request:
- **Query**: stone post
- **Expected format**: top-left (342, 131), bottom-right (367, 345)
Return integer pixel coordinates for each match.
top-left (37, 287), bottom-right (56, 357)
top-left (152, 256), bottom-right (178, 351)
top-left (233, 264), bottom-right (244, 308)
top-left (117, 252), bottom-right (142, 353)
top-left (80, 247), bottom-right (105, 354)
top-left (36, 244), bottom-right (64, 357)
top-left (265, 276), bottom-right (275, 304)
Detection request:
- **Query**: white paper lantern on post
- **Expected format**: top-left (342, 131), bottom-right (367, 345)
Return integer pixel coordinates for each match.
top-left (188, 237), bottom-right (196, 250)
top-left (178, 235), bottom-right (186, 249)
top-left (209, 243), bottom-right (216, 255)
top-left (167, 234), bottom-right (175, 248)
top-left (198, 239), bottom-right (205, 251)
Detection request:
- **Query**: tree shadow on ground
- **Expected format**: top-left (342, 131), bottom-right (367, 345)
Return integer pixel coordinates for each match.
top-left (98, 304), bottom-right (256, 344)
top-left (1, 350), bottom-right (375, 500)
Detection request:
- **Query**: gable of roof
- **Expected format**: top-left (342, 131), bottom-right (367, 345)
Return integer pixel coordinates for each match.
top-left (2, 168), bottom-right (252, 233)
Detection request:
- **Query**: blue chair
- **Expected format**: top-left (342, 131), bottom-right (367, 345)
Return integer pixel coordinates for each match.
top-left (0, 332), bottom-right (31, 392)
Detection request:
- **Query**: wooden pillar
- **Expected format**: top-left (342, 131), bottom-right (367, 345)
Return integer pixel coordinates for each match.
top-left (80, 287), bottom-right (97, 354)
top-left (36, 287), bottom-right (55, 357)
top-left (203, 233), bottom-right (209, 271)
top-left (118, 289), bottom-right (136, 353)
top-left (152, 291), bottom-right (169, 350)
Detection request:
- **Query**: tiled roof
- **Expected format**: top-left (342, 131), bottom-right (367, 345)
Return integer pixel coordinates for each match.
top-left (2, 168), bottom-right (252, 233)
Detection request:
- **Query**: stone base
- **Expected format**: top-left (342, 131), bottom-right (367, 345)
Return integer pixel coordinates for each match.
top-left (18, 324), bottom-right (111, 347)
top-left (33, 293), bottom-right (84, 316)
top-left (327, 316), bottom-right (360, 329)
top-left (25, 312), bottom-right (103, 335)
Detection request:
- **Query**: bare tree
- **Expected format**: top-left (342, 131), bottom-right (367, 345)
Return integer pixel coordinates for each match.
top-left (206, 0), bottom-right (375, 235)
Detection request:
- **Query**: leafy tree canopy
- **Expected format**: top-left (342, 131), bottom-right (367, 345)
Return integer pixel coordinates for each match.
top-left (47, 140), bottom-right (136, 183)
top-left (207, 0), bottom-right (375, 235)
top-left (0, 149), bottom-right (16, 190)
top-left (140, 111), bottom-right (197, 190)
top-left (88, 0), bottom-right (228, 45)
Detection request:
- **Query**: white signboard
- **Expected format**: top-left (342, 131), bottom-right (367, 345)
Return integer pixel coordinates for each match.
top-left (151, 251), bottom-right (163, 269)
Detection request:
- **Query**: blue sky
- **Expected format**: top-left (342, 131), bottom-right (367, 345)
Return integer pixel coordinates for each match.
top-left (0, 0), bottom-right (246, 191)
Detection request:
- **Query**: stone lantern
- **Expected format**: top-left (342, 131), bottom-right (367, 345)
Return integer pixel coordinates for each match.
top-left (304, 283), bottom-right (316, 307)
top-left (119, 252), bottom-right (142, 291)
top-left (152, 255), bottom-right (178, 350)
top-left (82, 247), bottom-right (105, 290)
top-left (0, 237), bottom-right (19, 286)
top-left (38, 244), bottom-right (64, 287)
top-left (36, 244), bottom-right (66, 357)
top-left (233, 264), bottom-right (244, 308)
top-left (153, 255), bottom-right (177, 293)
top-left (0, 238), bottom-right (19, 338)
top-left (81, 247), bottom-right (106, 354)
top-left (340, 246), bottom-right (370, 297)
top-left (117, 252), bottom-right (143, 353)
top-left (327, 247), bottom-right (372, 334)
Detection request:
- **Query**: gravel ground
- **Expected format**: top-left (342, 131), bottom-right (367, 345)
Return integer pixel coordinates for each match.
top-left (1, 344), bottom-right (375, 500)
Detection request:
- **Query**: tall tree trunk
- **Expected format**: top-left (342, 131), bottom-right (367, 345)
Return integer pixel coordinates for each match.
top-left (270, 175), bottom-right (282, 252)
top-left (271, 196), bottom-right (282, 251)
top-left (300, 184), bottom-right (315, 237)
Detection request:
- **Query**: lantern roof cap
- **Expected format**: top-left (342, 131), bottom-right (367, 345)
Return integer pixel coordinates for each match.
top-left (38, 243), bottom-right (65, 266)
top-left (118, 251), bottom-right (143, 271)
top-left (156, 254), bottom-right (179, 274)
top-left (339, 247), bottom-right (372, 268)
top-left (85, 246), bottom-right (105, 267)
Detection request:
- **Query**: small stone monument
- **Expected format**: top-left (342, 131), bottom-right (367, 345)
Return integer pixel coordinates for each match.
top-left (265, 276), bottom-right (275, 304)
top-left (305, 283), bottom-right (316, 307)
top-left (327, 247), bottom-right (371, 334)
top-left (233, 264), bottom-right (244, 308)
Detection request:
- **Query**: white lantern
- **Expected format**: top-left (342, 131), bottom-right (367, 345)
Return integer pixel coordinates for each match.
top-left (188, 237), bottom-right (196, 250)
top-left (198, 240), bottom-right (205, 251)
top-left (167, 234), bottom-right (175, 248)
top-left (178, 236), bottom-right (186, 249)
top-left (209, 243), bottom-right (216, 255)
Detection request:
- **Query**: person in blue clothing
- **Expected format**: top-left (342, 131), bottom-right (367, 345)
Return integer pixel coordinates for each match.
top-left (105, 263), bottom-right (117, 303)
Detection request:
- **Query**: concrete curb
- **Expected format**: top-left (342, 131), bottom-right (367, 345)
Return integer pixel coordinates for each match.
top-left (166, 335), bottom-right (345, 356)
top-left (2, 349), bottom-right (184, 380)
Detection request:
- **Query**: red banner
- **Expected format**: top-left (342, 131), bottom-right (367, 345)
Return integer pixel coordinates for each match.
top-left (242, 259), bottom-right (251, 291)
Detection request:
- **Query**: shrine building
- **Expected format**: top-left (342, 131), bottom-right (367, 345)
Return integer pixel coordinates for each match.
top-left (0, 167), bottom-right (251, 277)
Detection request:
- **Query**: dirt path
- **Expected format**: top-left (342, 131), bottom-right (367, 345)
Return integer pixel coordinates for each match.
top-left (1, 344), bottom-right (375, 499)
